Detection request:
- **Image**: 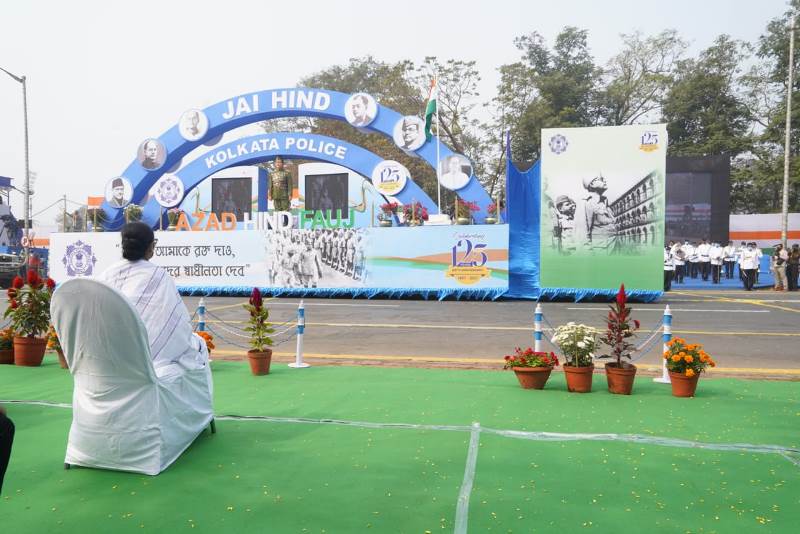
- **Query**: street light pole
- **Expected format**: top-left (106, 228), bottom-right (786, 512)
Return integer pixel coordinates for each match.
top-left (0, 66), bottom-right (31, 255)
top-left (782, 15), bottom-right (795, 248)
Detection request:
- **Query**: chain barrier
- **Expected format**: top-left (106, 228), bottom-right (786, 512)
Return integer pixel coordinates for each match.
top-left (538, 311), bottom-right (665, 361)
top-left (205, 323), bottom-right (297, 351)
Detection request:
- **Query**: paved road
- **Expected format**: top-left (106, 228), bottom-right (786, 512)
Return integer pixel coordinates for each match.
top-left (185, 288), bottom-right (800, 377)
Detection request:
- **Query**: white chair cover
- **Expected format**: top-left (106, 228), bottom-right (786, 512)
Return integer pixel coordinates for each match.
top-left (51, 278), bottom-right (214, 475)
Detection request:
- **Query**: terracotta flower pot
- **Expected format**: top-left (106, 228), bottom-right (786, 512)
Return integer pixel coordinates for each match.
top-left (605, 363), bottom-right (637, 395)
top-left (13, 336), bottom-right (47, 367)
top-left (512, 366), bottom-right (553, 390)
top-left (669, 371), bottom-right (700, 397)
top-left (248, 349), bottom-right (273, 376)
top-left (0, 348), bottom-right (13, 365)
top-left (564, 364), bottom-right (594, 393)
top-left (56, 349), bottom-right (69, 369)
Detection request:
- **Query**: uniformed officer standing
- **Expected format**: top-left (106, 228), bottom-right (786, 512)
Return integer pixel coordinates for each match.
top-left (664, 246), bottom-right (675, 291)
top-left (697, 239), bottom-right (711, 281)
top-left (269, 156), bottom-right (292, 212)
top-left (722, 241), bottom-right (737, 279)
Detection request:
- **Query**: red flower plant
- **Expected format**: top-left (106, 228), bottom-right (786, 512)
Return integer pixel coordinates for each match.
top-left (599, 283), bottom-right (640, 368)
top-left (503, 347), bottom-right (559, 369)
top-left (26, 269), bottom-right (41, 288)
top-left (243, 287), bottom-right (273, 353)
top-left (12, 275), bottom-right (24, 289)
top-left (9, 299), bottom-right (18, 309)
top-left (46, 278), bottom-right (56, 292)
top-left (250, 287), bottom-right (263, 310)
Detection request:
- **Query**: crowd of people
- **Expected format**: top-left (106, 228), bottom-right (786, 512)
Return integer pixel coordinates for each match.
top-left (663, 240), bottom-right (800, 292)
top-left (266, 229), bottom-right (365, 288)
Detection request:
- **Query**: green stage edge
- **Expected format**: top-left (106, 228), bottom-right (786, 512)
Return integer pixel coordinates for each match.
top-left (1, 357), bottom-right (799, 532)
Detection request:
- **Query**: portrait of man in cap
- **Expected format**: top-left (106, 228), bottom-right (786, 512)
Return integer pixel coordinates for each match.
top-left (393, 116), bottom-right (425, 151)
top-left (581, 174), bottom-right (617, 252)
top-left (554, 194), bottom-right (577, 254)
top-left (105, 176), bottom-right (132, 208)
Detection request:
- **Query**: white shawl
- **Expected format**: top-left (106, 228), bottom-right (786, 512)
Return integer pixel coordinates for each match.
top-left (98, 259), bottom-right (206, 372)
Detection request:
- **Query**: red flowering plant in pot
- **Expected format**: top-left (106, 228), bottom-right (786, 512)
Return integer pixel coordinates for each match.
top-left (597, 284), bottom-right (641, 395)
top-left (402, 202), bottom-right (429, 226)
top-left (503, 347), bottom-right (559, 390)
top-left (243, 288), bottom-right (274, 375)
top-left (4, 272), bottom-right (56, 366)
top-left (378, 202), bottom-right (399, 226)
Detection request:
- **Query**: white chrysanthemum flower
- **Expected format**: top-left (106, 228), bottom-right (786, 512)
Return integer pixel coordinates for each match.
top-left (577, 341), bottom-right (586, 348)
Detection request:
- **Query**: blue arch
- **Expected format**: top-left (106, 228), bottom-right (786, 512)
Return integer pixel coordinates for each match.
top-left (136, 133), bottom-right (438, 226)
top-left (103, 88), bottom-right (494, 228)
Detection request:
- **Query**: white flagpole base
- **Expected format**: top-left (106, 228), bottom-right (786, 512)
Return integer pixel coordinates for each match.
top-left (288, 362), bottom-right (310, 368)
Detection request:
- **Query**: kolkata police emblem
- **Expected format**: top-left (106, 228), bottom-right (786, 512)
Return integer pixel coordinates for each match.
top-left (153, 174), bottom-right (185, 208)
top-left (62, 240), bottom-right (97, 277)
top-left (549, 134), bottom-right (568, 155)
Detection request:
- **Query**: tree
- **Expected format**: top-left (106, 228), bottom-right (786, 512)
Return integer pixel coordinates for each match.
top-left (496, 27), bottom-right (601, 165)
top-left (597, 30), bottom-right (687, 125)
top-left (661, 35), bottom-right (753, 157)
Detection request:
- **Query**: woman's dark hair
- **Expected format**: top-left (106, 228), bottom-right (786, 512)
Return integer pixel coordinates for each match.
top-left (121, 222), bottom-right (155, 261)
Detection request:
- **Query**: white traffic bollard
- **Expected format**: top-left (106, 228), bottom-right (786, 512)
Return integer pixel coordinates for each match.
top-left (534, 304), bottom-right (543, 353)
top-left (289, 299), bottom-right (310, 368)
top-left (197, 297), bottom-right (206, 332)
top-left (653, 305), bottom-right (672, 384)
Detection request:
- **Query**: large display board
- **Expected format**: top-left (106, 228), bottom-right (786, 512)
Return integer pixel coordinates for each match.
top-left (540, 124), bottom-right (667, 291)
top-left (49, 226), bottom-right (509, 297)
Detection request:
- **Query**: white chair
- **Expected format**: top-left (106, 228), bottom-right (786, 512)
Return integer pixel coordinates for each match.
top-left (51, 278), bottom-right (215, 475)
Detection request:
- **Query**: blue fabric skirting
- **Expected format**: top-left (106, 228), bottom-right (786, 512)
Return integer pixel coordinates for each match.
top-left (177, 286), bottom-right (509, 301)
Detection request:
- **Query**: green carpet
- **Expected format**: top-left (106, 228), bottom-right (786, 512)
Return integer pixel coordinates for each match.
top-left (1, 357), bottom-right (799, 532)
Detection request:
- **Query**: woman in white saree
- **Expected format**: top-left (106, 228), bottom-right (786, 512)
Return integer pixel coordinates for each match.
top-left (98, 222), bottom-right (209, 377)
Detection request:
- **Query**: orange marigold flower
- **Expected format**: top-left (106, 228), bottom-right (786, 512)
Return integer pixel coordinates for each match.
top-left (685, 368), bottom-right (695, 377)
top-left (671, 355), bottom-right (681, 362)
top-left (709, 361), bottom-right (716, 367)
top-left (684, 355), bottom-right (693, 363)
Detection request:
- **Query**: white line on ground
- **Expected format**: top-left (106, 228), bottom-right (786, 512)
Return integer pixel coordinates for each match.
top-left (566, 307), bottom-right (769, 313)
top-left (454, 422), bottom-right (481, 534)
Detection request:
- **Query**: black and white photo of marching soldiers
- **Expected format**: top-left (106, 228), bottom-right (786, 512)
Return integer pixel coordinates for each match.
top-left (264, 229), bottom-right (366, 288)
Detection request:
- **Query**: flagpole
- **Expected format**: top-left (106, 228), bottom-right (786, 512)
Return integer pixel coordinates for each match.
top-left (435, 74), bottom-right (442, 215)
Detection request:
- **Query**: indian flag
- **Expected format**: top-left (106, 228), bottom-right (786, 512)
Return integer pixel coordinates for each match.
top-left (424, 77), bottom-right (437, 141)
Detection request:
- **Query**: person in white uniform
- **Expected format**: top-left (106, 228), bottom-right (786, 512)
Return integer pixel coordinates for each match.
top-left (98, 222), bottom-right (210, 375)
top-left (696, 239), bottom-right (711, 281)
top-left (709, 242), bottom-right (723, 284)
top-left (722, 241), bottom-right (737, 279)
top-left (739, 242), bottom-right (759, 291)
top-left (664, 246), bottom-right (675, 291)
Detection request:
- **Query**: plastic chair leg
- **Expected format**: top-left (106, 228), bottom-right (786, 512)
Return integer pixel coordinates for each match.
top-left (64, 463), bottom-right (71, 470)
top-left (210, 419), bottom-right (216, 434)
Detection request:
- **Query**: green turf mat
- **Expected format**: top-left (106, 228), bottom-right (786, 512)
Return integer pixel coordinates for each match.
top-left (1, 359), bottom-right (798, 447)
top-left (471, 433), bottom-right (800, 533)
top-left (2, 404), bottom-right (467, 533)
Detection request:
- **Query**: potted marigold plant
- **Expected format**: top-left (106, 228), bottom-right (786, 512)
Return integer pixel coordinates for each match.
top-left (552, 322), bottom-right (599, 393)
top-left (47, 325), bottom-right (68, 369)
top-left (598, 284), bottom-right (640, 395)
top-left (503, 347), bottom-right (559, 390)
top-left (196, 331), bottom-right (215, 353)
top-left (4, 272), bottom-right (56, 366)
top-left (0, 327), bottom-right (14, 365)
top-left (243, 287), bottom-right (274, 375)
top-left (663, 337), bottom-right (716, 397)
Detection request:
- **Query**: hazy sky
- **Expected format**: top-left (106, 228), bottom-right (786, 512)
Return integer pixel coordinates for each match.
top-left (0, 0), bottom-right (791, 230)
